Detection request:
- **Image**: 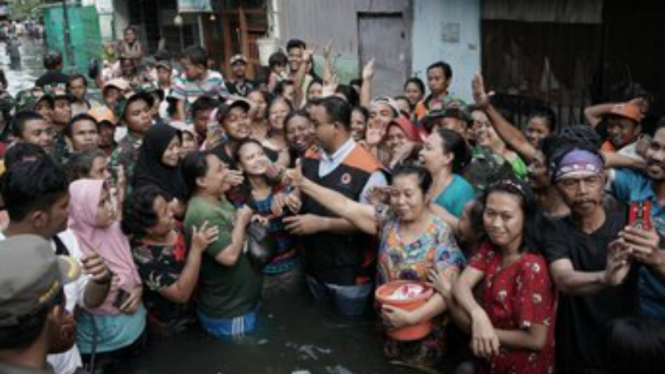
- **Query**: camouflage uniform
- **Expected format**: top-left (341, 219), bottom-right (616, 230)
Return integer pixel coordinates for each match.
top-left (109, 131), bottom-right (142, 185)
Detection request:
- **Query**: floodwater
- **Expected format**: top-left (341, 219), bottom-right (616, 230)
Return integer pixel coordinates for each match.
top-left (119, 280), bottom-right (440, 374)
top-left (0, 36), bottom-right (46, 95)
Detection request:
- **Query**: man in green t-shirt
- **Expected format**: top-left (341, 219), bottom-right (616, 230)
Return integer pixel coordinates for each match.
top-left (182, 151), bottom-right (260, 339)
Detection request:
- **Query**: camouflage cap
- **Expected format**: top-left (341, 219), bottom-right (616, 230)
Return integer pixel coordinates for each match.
top-left (14, 87), bottom-right (54, 113)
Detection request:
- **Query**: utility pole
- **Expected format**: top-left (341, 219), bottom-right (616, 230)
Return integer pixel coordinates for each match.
top-left (61, 0), bottom-right (73, 68)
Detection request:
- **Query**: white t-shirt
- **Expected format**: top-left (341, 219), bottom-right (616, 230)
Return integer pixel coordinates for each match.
top-left (0, 229), bottom-right (90, 374)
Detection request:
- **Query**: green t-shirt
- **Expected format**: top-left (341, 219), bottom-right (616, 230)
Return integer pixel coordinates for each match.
top-left (184, 196), bottom-right (262, 319)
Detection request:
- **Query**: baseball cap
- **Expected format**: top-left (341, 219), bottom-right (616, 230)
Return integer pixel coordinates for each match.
top-left (216, 99), bottom-right (251, 122)
top-left (0, 235), bottom-right (80, 327)
top-left (88, 105), bottom-right (117, 126)
top-left (370, 96), bottom-right (401, 117)
top-left (608, 102), bottom-right (644, 123)
top-left (230, 54), bottom-right (248, 66)
top-left (103, 78), bottom-right (130, 93)
top-left (14, 87), bottom-right (54, 113)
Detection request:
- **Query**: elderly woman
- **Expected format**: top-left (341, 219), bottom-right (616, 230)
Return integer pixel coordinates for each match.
top-left (286, 164), bottom-right (465, 367)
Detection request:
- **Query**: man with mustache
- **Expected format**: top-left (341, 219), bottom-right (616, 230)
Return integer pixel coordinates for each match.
top-left (542, 147), bottom-right (639, 374)
top-left (607, 119), bottom-right (665, 324)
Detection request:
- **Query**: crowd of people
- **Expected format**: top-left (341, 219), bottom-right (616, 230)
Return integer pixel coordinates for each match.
top-left (0, 27), bottom-right (664, 374)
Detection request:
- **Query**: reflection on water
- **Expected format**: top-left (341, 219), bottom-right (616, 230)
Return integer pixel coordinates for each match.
top-left (0, 37), bottom-right (46, 95)
top-left (120, 281), bottom-right (427, 374)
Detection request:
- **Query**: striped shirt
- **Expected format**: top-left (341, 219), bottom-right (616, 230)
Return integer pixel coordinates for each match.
top-left (171, 70), bottom-right (229, 105)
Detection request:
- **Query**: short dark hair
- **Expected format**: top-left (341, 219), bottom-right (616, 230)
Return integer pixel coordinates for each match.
top-left (314, 96), bottom-right (351, 131)
top-left (191, 96), bottom-right (219, 118)
top-left (606, 317), bottom-right (665, 374)
top-left (67, 73), bottom-right (88, 88)
top-left (528, 108), bottom-right (557, 134)
top-left (121, 185), bottom-right (169, 240)
top-left (285, 109), bottom-right (310, 130)
top-left (183, 45), bottom-right (208, 68)
top-left (1, 157), bottom-right (69, 222)
top-left (427, 61), bottom-right (453, 80)
top-left (352, 106), bottom-right (369, 122)
top-left (392, 164), bottom-right (432, 195)
top-left (268, 51), bottom-right (288, 69)
top-left (181, 151), bottom-right (210, 198)
top-left (11, 111), bottom-right (46, 139)
top-left (67, 149), bottom-right (106, 182)
top-left (404, 77), bottom-right (426, 95)
top-left (43, 50), bottom-right (63, 70)
top-left (0, 290), bottom-right (64, 350)
top-left (3, 143), bottom-right (48, 170)
top-left (275, 79), bottom-right (294, 98)
top-left (335, 85), bottom-right (359, 107)
top-left (65, 113), bottom-right (98, 138)
top-left (286, 39), bottom-right (306, 53)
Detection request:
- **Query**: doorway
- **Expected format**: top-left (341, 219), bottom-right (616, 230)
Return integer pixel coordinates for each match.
top-left (358, 13), bottom-right (409, 97)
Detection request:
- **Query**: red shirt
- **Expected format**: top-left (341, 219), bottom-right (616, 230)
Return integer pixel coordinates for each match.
top-left (469, 243), bottom-right (556, 374)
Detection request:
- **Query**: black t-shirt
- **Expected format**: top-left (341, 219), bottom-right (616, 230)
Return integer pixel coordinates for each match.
top-left (542, 208), bottom-right (639, 371)
top-left (227, 79), bottom-right (256, 97)
top-left (35, 71), bottom-right (70, 90)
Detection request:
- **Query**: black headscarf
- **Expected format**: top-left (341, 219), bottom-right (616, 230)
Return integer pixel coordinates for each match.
top-left (132, 124), bottom-right (187, 201)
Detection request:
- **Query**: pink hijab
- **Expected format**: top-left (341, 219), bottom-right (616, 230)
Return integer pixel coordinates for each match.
top-left (68, 179), bottom-right (141, 314)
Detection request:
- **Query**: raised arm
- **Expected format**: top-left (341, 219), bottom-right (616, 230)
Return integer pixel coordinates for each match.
top-left (214, 206), bottom-right (253, 267)
top-left (472, 73), bottom-right (536, 162)
top-left (549, 239), bottom-right (631, 295)
top-left (285, 167), bottom-right (377, 235)
top-left (293, 47), bottom-right (314, 108)
top-left (359, 58), bottom-right (375, 107)
top-left (160, 222), bottom-right (218, 303)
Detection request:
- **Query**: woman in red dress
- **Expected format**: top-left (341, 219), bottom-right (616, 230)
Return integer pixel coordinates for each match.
top-left (432, 178), bottom-right (556, 374)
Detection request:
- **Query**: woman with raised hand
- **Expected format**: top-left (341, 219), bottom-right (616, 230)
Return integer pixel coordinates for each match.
top-left (122, 185), bottom-right (219, 337)
top-left (68, 179), bottom-right (146, 372)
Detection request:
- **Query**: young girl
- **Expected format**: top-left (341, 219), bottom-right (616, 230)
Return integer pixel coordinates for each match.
top-left (262, 96), bottom-right (293, 168)
top-left (233, 139), bottom-right (301, 292)
top-left (438, 178), bottom-right (555, 374)
top-left (68, 179), bottom-right (146, 372)
top-left (247, 89), bottom-right (271, 142)
top-left (122, 185), bottom-right (218, 337)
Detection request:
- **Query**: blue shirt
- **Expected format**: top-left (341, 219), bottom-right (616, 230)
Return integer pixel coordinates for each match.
top-left (611, 169), bottom-right (665, 322)
top-left (434, 174), bottom-right (475, 218)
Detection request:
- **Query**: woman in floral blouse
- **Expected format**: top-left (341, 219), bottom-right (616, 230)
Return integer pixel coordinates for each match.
top-left (437, 178), bottom-right (556, 374)
top-left (287, 164), bottom-right (465, 367)
top-left (121, 185), bottom-right (218, 337)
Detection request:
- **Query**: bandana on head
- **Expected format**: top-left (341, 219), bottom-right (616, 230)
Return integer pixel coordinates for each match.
top-left (552, 149), bottom-right (603, 182)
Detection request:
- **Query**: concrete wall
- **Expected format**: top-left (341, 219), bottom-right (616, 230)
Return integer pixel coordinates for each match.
top-left (274, 0), bottom-right (410, 84)
top-left (412, 0), bottom-right (481, 102)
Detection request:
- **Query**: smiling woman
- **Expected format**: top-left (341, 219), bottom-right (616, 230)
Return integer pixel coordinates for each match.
top-left (132, 124), bottom-right (187, 207)
top-left (285, 164), bottom-right (465, 367)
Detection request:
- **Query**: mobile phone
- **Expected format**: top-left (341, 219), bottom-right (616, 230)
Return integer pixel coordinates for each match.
top-left (628, 200), bottom-right (652, 231)
top-left (113, 289), bottom-right (131, 309)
